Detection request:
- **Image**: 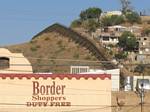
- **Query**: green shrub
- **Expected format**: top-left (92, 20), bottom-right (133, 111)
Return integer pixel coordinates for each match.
top-left (115, 51), bottom-right (128, 59)
top-left (85, 55), bottom-right (91, 60)
top-left (30, 40), bottom-right (37, 44)
top-left (70, 19), bottom-right (82, 28)
top-left (101, 15), bottom-right (125, 26)
top-left (143, 28), bottom-right (150, 36)
top-left (73, 53), bottom-right (79, 59)
top-left (119, 31), bottom-right (138, 51)
top-left (44, 37), bottom-right (50, 41)
top-left (57, 40), bottom-right (62, 46)
top-left (36, 45), bottom-right (41, 48)
top-left (147, 20), bottom-right (150, 24)
top-left (30, 46), bottom-right (37, 52)
top-left (125, 11), bottom-right (141, 24)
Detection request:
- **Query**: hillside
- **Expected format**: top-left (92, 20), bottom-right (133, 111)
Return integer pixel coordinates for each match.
top-left (6, 23), bottom-right (114, 73)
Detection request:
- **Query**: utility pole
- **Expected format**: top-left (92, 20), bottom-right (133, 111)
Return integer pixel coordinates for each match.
top-left (120, 0), bottom-right (132, 12)
top-left (140, 82), bottom-right (144, 112)
top-left (139, 63), bottom-right (145, 112)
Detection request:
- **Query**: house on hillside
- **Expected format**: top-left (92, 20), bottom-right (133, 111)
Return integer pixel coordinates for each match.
top-left (99, 33), bottom-right (119, 45)
top-left (101, 11), bottom-right (122, 17)
top-left (93, 25), bottom-right (127, 45)
top-left (136, 36), bottom-right (150, 63)
top-left (127, 26), bottom-right (142, 37)
top-left (93, 25), bottom-right (143, 47)
top-left (0, 48), bottom-right (33, 73)
top-left (107, 25), bottom-right (127, 32)
top-left (139, 36), bottom-right (150, 55)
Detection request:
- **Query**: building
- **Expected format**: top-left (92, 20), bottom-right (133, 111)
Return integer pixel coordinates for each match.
top-left (136, 36), bottom-right (150, 63)
top-left (94, 25), bottom-right (127, 45)
top-left (99, 33), bottom-right (119, 45)
top-left (138, 36), bottom-right (150, 55)
top-left (93, 25), bottom-right (142, 46)
top-left (0, 48), bottom-right (32, 73)
top-left (107, 25), bottom-right (127, 33)
top-left (70, 66), bottom-right (90, 74)
top-left (101, 11), bottom-right (122, 17)
top-left (0, 73), bottom-right (112, 112)
top-left (128, 26), bottom-right (142, 37)
top-left (80, 69), bottom-right (120, 91)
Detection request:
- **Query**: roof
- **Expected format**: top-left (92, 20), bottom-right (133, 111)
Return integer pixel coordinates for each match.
top-left (108, 25), bottom-right (127, 29)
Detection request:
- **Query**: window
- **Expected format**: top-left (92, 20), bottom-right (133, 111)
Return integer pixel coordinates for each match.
top-left (70, 66), bottom-right (89, 74)
top-left (103, 36), bottom-right (110, 41)
top-left (0, 57), bottom-right (9, 69)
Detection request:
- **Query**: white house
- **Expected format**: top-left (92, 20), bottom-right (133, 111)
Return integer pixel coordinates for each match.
top-left (108, 25), bottom-right (127, 32)
top-left (93, 25), bottom-right (127, 45)
top-left (99, 34), bottom-right (119, 45)
top-left (101, 11), bottom-right (122, 17)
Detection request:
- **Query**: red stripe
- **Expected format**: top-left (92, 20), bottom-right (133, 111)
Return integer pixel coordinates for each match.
top-left (0, 73), bottom-right (111, 80)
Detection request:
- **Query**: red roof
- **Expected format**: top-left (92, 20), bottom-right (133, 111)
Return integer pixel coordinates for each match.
top-left (0, 73), bottom-right (111, 80)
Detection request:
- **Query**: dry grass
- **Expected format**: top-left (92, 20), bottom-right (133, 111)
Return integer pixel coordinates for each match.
top-left (6, 31), bottom-right (100, 73)
top-left (112, 91), bottom-right (150, 112)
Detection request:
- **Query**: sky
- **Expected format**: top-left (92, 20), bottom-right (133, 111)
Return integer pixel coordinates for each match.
top-left (0, 0), bottom-right (149, 46)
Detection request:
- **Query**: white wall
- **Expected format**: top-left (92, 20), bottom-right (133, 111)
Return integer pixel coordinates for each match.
top-left (80, 69), bottom-right (120, 91)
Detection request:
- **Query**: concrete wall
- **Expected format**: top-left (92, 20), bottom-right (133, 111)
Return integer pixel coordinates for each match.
top-left (0, 48), bottom-right (32, 73)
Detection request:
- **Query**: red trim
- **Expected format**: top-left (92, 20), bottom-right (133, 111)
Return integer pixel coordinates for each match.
top-left (0, 74), bottom-right (111, 80)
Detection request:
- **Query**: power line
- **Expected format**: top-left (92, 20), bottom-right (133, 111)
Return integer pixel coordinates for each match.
top-left (7, 56), bottom-right (103, 63)
top-left (0, 63), bottom-right (114, 66)
top-left (0, 63), bottom-right (149, 67)
top-left (1, 56), bottom-right (150, 66)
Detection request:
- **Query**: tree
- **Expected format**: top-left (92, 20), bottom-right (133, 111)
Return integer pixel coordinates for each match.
top-left (101, 15), bottom-right (125, 26)
top-left (101, 16), bottom-right (112, 26)
top-left (115, 51), bottom-right (128, 59)
top-left (118, 31), bottom-right (138, 51)
top-left (80, 7), bottom-right (102, 21)
top-left (125, 11), bottom-right (141, 24)
top-left (82, 19), bottom-right (100, 32)
top-left (70, 19), bottom-right (82, 28)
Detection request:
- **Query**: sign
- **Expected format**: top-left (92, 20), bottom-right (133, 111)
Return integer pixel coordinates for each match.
top-left (0, 74), bottom-right (111, 112)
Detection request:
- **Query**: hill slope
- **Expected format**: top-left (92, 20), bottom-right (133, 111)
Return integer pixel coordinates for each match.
top-left (6, 23), bottom-right (115, 73)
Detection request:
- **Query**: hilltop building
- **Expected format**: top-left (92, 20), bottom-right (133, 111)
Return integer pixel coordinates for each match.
top-left (101, 11), bottom-right (122, 17)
